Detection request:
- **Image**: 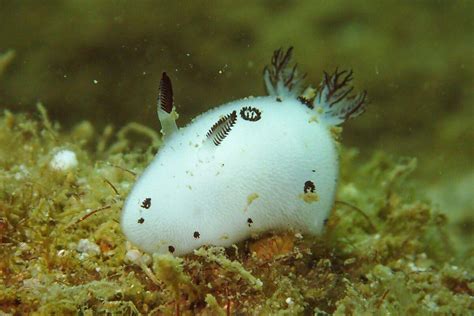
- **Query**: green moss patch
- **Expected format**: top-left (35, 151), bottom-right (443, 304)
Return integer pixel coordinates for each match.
top-left (0, 109), bottom-right (472, 314)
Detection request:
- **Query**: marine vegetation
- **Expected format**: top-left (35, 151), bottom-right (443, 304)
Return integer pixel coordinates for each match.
top-left (0, 102), bottom-right (472, 314)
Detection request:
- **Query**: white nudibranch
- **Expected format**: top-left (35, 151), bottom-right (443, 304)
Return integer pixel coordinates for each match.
top-left (121, 47), bottom-right (367, 256)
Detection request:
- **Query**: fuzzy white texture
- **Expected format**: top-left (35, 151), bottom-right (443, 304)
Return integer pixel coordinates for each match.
top-left (50, 149), bottom-right (78, 171)
top-left (76, 238), bottom-right (100, 255)
top-left (121, 96), bottom-right (338, 255)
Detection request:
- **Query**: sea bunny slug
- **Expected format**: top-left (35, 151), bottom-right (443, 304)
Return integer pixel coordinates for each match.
top-left (121, 47), bottom-right (367, 256)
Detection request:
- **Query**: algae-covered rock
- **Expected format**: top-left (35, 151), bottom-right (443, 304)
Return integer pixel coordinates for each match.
top-left (0, 108), bottom-right (472, 314)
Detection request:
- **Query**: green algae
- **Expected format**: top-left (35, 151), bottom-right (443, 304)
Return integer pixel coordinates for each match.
top-left (194, 247), bottom-right (263, 290)
top-left (0, 108), bottom-right (472, 315)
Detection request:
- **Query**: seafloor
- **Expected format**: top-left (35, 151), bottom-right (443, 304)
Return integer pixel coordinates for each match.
top-left (0, 108), bottom-right (472, 315)
top-left (0, 1), bottom-right (473, 315)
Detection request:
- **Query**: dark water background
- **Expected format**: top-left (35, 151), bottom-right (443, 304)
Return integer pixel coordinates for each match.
top-left (0, 1), bottom-right (472, 220)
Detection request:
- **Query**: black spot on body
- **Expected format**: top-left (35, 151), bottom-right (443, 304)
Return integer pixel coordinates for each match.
top-left (247, 218), bottom-right (253, 227)
top-left (141, 198), bottom-right (151, 209)
top-left (240, 106), bottom-right (262, 122)
top-left (304, 180), bottom-right (316, 193)
top-left (137, 217), bottom-right (145, 224)
top-left (276, 97), bottom-right (282, 102)
top-left (193, 231), bottom-right (200, 239)
top-left (168, 245), bottom-right (175, 253)
top-left (323, 218), bottom-right (329, 226)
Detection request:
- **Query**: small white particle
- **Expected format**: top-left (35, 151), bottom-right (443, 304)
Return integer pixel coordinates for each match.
top-left (93, 79), bottom-right (98, 84)
top-left (76, 239), bottom-right (100, 255)
top-left (50, 149), bottom-right (78, 171)
top-left (14, 164), bottom-right (29, 180)
top-left (408, 262), bottom-right (426, 272)
top-left (78, 253), bottom-right (89, 260)
top-left (125, 249), bottom-right (142, 264)
top-left (19, 242), bottom-right (30, 251)
top-left (285, 297), bottom-right (294, 305)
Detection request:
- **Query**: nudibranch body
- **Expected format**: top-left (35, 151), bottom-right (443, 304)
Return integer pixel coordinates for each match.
top-left (121, 48), bottom-right (367, 256)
